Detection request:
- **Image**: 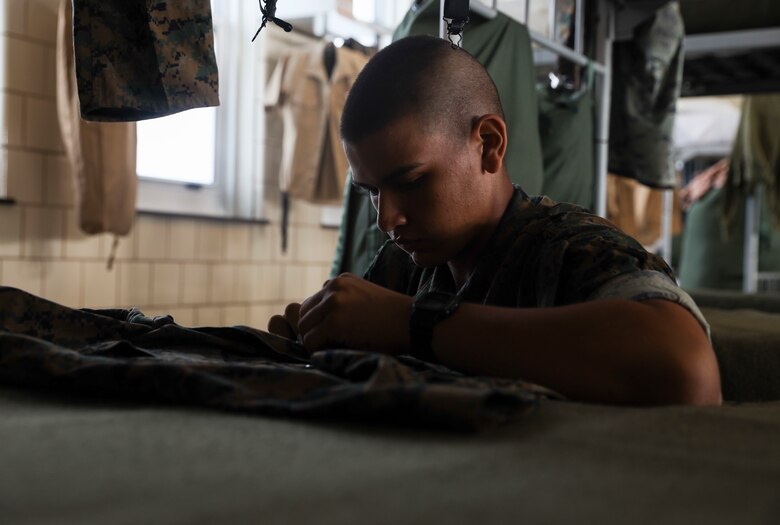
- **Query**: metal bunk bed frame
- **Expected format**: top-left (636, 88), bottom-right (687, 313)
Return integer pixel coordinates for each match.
top-left (440, 0), bottom-right (778, 287)
top-left (438, 0), bottom-right (616, 220)
top-left (680, 25), bottom-right (780, 292)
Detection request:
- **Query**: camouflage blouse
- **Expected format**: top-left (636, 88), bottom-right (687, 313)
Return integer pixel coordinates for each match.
top-left (366, 185), bottom-right (709, 334)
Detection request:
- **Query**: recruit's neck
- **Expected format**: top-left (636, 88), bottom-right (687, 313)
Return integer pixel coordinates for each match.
top-left (446, 177), bottom-right (515, 290)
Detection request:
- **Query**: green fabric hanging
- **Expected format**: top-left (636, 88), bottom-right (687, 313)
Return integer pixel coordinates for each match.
top-left (331, 0), bottom-right (544, 278)
top-left (678, 186), bottom-right (780, 290)
top-left (537, 65), bottom-right (594, 210)
top-left (608, 1), bottom-right (684, 189)
top-left (724, 95), bottom-right (780, 231)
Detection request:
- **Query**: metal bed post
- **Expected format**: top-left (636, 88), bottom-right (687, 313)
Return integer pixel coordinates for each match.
top-left (743, 186), bottom-right (761, 293)
top-left (439, 0), bottom-right (446, 38)
top-left (548, 0), bottom-right (558, 41)
top-left (0, 34), bottom-right (7, 200)
top-left (661, 189), bottom-right (674, 265)
top-left (575, 0), bottom-right (585, 55)
top-left (593, 0), bottom-right (614, 218)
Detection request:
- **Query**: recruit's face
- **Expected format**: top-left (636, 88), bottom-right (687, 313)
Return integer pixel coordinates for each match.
top-left (345, 115), bottom-right (493, 268)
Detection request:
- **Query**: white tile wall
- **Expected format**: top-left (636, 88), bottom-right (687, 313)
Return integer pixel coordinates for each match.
top-left (181, 263), bottom-right (209, 305)
top-left (195, 306), bottom-right (222, 326)
top-left (224, 223), bottom-right (251, 261)
top-left (2, 259), bottom-right (43, 295)
top-left (165, 307), bottom-right (195, 327)
top-left (42, 259), bottom-right (81, 306)
top-left (256, 263), bottom-right (283, 302)
top-left (249, 304), bottom-right (277, 330)
top-left (136, 215), bottom-right (169, 260)
top-left (42, 155), bottom-right (74, 205)
top-left (1, 0), bottom-right (28, 34)
top-left (3, 94), bottom-right (25, 146)
top-left (118, 262), bottom-right (151, 306)
top-left (233, 263), bottom-right (254, 303)
top-left (23, 206), bottom-right (63, 257)
top-left (82, 261), bottom-right (118, 308)
top-left (63, 210), bottom-right (102, 258)
top-left (249, 223), bottom-right (273, 261)
top-left (4, 36), bottom-right (47, 96)
top-left (223, 305), bottom-right (249, 326)
top-left (168, 219), bottom-right (198, 260)
top-left (0, 205), bottom-right (22, 256)
top-left (6, 149), bottom-right (43, 203)
top-left (26, 97), bottom-right (62, 152)
top-left (196, 221), bottom-right (224, 261)
top-left (25, 0), bottom-right (58, 44)
top-left (151, 262), bottom-right (180, 306)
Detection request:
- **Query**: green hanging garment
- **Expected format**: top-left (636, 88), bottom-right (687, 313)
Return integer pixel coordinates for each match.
top-left (608, 2), bottom-right (684, 189)
top-left (724, 94), bottom-right (780, 230)
top-left (331, 0), bottom-right (544, 277)
top-left (537, 66), bottom-right (595, 210)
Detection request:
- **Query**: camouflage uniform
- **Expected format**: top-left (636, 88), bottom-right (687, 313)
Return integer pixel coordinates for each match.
top-left (73, 0), bottom-right (219, 121)
top-left (0, 287), bottom-right (551, 431)
top-left (366, 185), bottom-right (709, 337)
top-left (608, 2), bottom-right (684, 189)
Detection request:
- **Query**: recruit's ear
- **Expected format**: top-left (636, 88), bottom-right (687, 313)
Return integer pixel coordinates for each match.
top-left (473, 114), bottom-right (507, 174)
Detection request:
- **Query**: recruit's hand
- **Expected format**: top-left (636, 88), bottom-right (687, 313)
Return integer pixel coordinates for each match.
top-left (296, 273), bottom-right (413, 354)
top-left (267, 302), bottom-right (302, 342)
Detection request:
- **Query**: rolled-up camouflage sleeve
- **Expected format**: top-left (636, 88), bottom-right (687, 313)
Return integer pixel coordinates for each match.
top-left (586, 270), bottom-right (711, 340)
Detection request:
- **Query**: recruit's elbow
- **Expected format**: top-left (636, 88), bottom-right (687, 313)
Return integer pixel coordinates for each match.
top-left (633, 300), bottom-right (722, 406)
top-left (672, 344), bottom-right (723, 406)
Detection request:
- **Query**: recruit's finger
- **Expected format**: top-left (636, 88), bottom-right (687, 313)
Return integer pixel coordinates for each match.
top-left (267, 314), bottom-right (296, 340)
top-left (299, 285), bottom-right (328, 320)
top-left (298, 293), bottom-right (331, 339)
top-left (284, 302), bottom-right (301, 329)
top-left (301, 323), bottom-right (334, 352)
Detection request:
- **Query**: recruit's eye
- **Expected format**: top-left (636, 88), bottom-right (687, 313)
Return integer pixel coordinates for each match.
top-left (396, 174), bottom-right (426, 192)
top-left (351, 183), bottom-right (377, 197)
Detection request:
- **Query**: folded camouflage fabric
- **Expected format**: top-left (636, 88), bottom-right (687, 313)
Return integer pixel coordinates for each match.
top-left (0, 287), bottom-right (551, 431)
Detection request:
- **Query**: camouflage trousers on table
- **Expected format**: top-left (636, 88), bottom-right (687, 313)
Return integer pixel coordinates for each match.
top-left (0, 287), bottom-right (552, 431)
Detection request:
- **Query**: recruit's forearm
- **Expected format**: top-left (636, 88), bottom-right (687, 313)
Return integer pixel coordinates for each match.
top-left (429, 299), bottom-right (721, 406)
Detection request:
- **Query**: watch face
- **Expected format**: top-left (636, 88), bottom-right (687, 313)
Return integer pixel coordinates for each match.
top-left (415, 291), bottom-right (460, 316)
top-left (416, 291), bottom-right (456, 310)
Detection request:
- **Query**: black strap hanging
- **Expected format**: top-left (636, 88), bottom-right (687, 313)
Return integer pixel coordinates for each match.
top-left (252, 0), bottom-right (293, 42)
top-left (280, 191), bottom-right (290, 253)
top-left (443, 0), bottom-right (471, 47)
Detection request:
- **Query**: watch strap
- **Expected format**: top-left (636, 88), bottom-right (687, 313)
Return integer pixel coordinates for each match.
top-left (409, 291), bottom-right (460, 361)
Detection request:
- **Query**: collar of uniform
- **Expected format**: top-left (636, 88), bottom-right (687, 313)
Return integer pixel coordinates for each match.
top-left (302, 41), bottom-right (362, 84)
top-left (424, 184), bottom-right (533, 297)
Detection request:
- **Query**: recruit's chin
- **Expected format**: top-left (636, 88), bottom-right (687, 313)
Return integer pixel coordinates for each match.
top-left (399, 243), bottom-right (446, 269)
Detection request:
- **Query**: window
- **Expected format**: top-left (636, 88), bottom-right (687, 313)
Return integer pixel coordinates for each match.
top-left (135, 0), bottom-right (411, 221)
top-left (137, 107), bottom-right (217, 185)
top-left (136, 0), bottom-right (266, 220)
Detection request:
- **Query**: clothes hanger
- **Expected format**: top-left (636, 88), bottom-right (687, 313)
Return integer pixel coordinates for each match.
top-left (252, 0), bottom-right (292, 42)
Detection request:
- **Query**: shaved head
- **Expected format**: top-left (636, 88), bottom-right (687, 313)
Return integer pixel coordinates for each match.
top-left (340, 35), bottom-right (504, 145)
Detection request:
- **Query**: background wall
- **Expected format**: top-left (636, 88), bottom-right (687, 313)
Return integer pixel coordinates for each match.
top-left (0, 0), bottom-right (339, 328)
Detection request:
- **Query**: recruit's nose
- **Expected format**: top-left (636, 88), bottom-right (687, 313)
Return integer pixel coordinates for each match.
top-left (375, 192), bottom-right (407, 233)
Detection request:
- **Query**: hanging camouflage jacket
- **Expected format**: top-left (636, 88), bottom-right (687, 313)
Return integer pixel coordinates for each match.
top-left (73, 0), bottom-right (220, 121)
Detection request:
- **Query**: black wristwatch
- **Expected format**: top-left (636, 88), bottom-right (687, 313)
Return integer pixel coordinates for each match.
top-left (409, 290), bottom-right (461, 361)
